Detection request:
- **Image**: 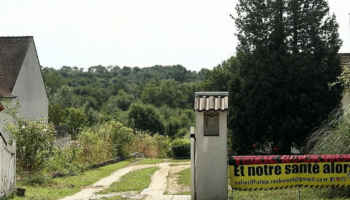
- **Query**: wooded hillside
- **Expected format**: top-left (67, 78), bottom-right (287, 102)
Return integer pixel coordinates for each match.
top-left (42, 64), bottom-right (208, 138)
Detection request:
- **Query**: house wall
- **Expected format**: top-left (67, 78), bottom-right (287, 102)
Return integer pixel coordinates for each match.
top-left (0, 40), bottom-right (48, 143)
top-left (341, 92), bottom-right (350, 107)
top-left (11, 40), bottom-right (48, 122)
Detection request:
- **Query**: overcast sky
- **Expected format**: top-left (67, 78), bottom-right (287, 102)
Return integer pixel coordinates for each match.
top-left (1, 0), bottom-right (349, 72)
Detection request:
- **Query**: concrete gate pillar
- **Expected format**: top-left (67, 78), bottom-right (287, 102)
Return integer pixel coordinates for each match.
top-left (192, 92), bottom-right (228, 200)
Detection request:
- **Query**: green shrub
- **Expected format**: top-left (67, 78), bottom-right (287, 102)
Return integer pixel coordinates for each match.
top-left (100, 120), bottom-right (134, 158)
top-left (23, 171), bottom-right (55, 186)
top-left (45, 146), bottom-right (88, 176)
top-left (77, 128), bottom-right (113, 164)
top-left (6, 118), bottom-right (55, 171)
top-left (132, 132), bottom-right (171, 158)
top-left (76, 120), bottom-right (134, 164)
top-left (171, 138), bottom-right (190, 158)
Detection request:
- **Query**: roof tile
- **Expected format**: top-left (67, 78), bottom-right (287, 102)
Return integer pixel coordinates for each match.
top-left (0, 36), bottom-right (32, 97)
top-left (339, 53), bottom-right (350, 67)
top-left (194, 92), bottom-right (229, 112)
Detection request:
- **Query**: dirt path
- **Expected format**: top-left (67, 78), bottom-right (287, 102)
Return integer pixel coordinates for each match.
top-left (165, 164), bottom-right (191, 195)
top-left (59, 163), bottom-right (159, 200)
top-left (59, 161), bottom-right (191, 200)
top-left (142, 162), bottom-right (191, 200)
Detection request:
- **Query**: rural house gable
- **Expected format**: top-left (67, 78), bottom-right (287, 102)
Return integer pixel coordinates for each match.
top-left (0, 36), bottom-right (48, 142)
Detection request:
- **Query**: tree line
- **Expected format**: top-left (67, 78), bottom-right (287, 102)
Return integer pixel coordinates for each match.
top-left (43, 64), bottom-right (207, 139)
top-left (43, 0), bottom-right (345, 156)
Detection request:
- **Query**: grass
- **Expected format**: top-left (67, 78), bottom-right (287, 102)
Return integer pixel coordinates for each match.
top-left (171, 167), bottom-right (191, 195)
top-left (169, 159), bottom-right (191, 163)
top-left (10, 160), bottom-right (131, 200)
top-left (173, 167), bottom-right (339, 199)
top-left (228, 187), bottom-right (349, 200)
top-left (177, 168), bottom-right (191, 186)
top-left (137, 158), bottom-right (164, 165)
top-left (100, 196), bottom-right (122, 200)
top-left (98, 167), bottom-right (159, 194)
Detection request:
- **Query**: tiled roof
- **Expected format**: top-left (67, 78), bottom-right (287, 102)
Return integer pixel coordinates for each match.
top-left (0, 36), bottom-right (32, 97)
top-left (194, 92), bottom-right (229, 112)
top-left (339, 53), bottom-right (350, 67)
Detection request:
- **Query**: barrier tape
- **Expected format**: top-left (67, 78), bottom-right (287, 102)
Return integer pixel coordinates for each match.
top-left (229, 154), bottom-right (350, 190)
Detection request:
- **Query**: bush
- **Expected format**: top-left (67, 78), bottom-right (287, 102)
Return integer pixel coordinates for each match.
top-left (304, 105), bottom-right (350, 198)
top-left (304, 106), bottom-right (350, 154)
top-left (6, 117), bottom-right (55, 171)
top-left (132, 132), bottom-right (171, 158)
top-left (45, 146), bottom-right (88, 176)
top-left (76, 120), bottom-right (134, 164)
top-left (23, 171), bottom-right (55, 186)
top-left (100, 120), bottom-right (134, 158)
top-left (171, 138), bottom-right (190, 158)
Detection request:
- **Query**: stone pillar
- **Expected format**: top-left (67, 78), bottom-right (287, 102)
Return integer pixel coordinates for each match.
top-left (192, 92), bottom-right (228, 200)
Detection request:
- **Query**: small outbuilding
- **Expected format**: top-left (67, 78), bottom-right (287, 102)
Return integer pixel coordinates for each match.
top-left (191, 91), bottom-right (228, 200)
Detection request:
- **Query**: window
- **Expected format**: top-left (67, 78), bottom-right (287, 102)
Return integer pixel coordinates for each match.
top-left (204, 112), bottom-right (219, 136)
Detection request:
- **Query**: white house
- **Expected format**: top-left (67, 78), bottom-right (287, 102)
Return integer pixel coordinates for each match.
top-left (0, 36), bottom-right (48, 142)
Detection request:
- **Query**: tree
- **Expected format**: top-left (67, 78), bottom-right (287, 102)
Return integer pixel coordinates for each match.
top-left (48, 103), bottom-right (66, 125)
top-left (42, 68), bottom-right (65, 94)
top-left (141, 79), bottom-right (189, 108)
top-left (63, 107), bottom-right (88, 139)
top-left (128, 103), bottom-right (164, 135)
top-left (202, 56), bottom-right (238, 91)
top-left (230, 0), bottom-right (343, 154)
top-left (106, 90), bottom-right (134, 111)
top-left (50, 85), bottom-right (83, 108)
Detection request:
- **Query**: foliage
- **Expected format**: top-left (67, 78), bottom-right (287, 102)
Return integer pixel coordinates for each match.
top-left (128, 103), bottom-right (165, 135)
top-left (14, 161), bottom-right (131, 200)
top-left (76, 121), bottom-right (134, 164)
top-left (49, 85), bottom-right (82, 108)
top-left (177, 168), bottom-right (191, 185)
top-left (106, 89), bottom-right (134, 111)
top-left (131, 132), bottom-right (172, 158)
top-left (99, 120), bottom-right (134, 157)
top-left (45, 146), bottom-right (88, 176)
top-left (4, 103), bottom-right (55, 171)
top-left (330, 66), bottom-right (350, 92)
top-left (229, 0), bottom-right (343, 154)
top-left (48, 103), bottom-right (66, 125)
top-left (63, 107), bottom-right (88, 138)
top-left (141, 79), bottom-right (191, 108)
top-left (22, 171), bottom-right (55, 186)
top-left (137, 158), bottom-right (164, 165)
top-left (160, 107), bottom-right (195, 138)
top-left (304, 106), bottom-right (350, 155)
top-left (202, 56), bottom-right (238, 91)
top-left (171, 138), bottom-right (190, 158)
top-left (43, 64), bottom-right (201, 136)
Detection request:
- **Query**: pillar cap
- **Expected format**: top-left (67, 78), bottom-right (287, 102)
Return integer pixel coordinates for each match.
top-left (194, 91), bottom-right (228, 112)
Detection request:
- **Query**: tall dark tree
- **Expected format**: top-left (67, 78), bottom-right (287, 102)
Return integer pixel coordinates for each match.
top-left (230, 0), bottom-right (343, 154)
top-left (202, 56), bottom-right (239, 91)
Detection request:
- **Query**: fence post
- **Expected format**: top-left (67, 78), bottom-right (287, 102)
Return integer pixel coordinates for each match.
top-left (190, 126), bottom-right (196, 200)
top-left (0, 137), bottom-right (16, 200)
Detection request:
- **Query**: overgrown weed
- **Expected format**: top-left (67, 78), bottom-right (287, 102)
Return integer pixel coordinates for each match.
top-left (304, 105), bottom-right (350, 198)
